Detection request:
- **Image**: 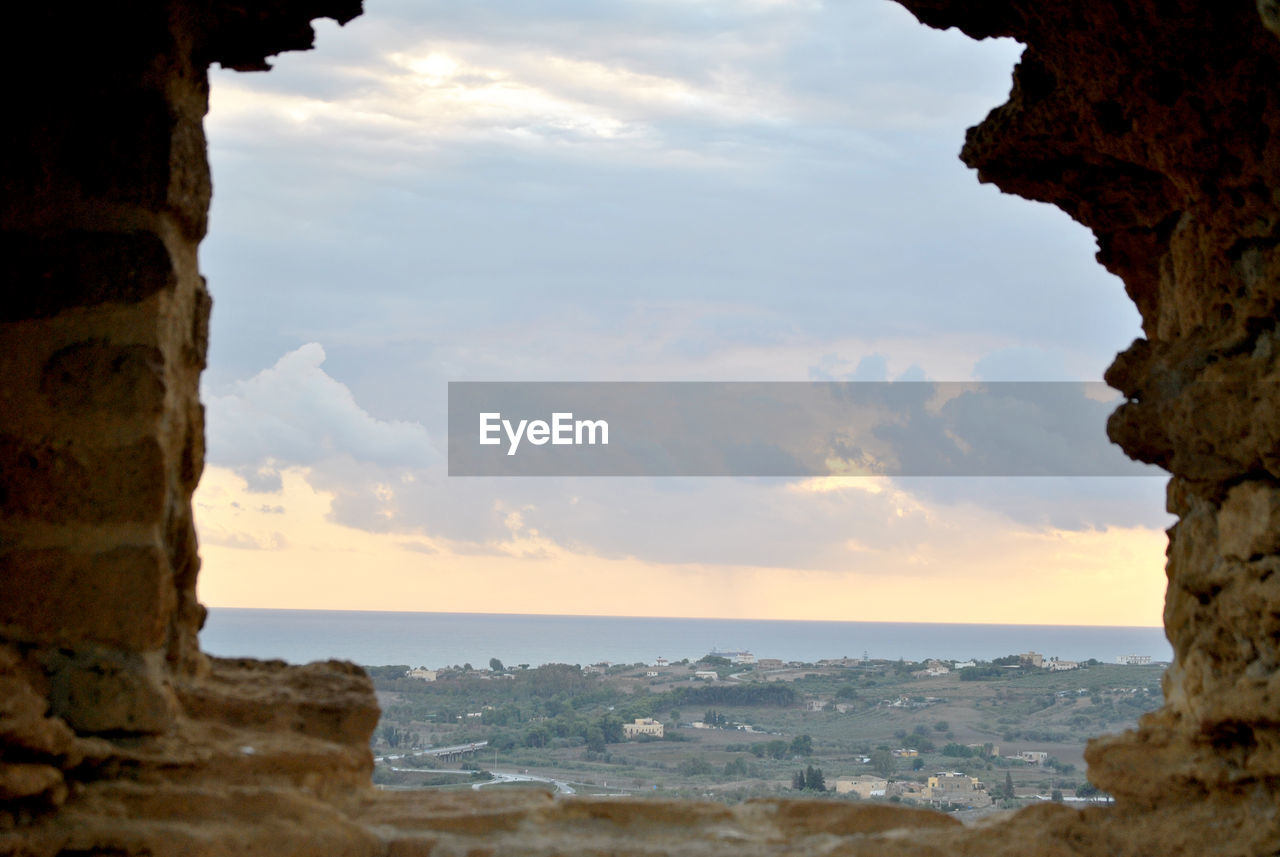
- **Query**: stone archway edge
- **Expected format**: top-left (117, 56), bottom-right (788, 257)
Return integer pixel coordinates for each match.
top-left (2, 0), bottom-right (1279, 853)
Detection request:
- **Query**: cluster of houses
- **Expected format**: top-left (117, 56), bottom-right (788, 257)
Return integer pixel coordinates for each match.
top-left (835, 749), bottom-right (1062, 808)
top-left (835, 772), bottom-right (993, 808)
top-left (402, 649), bottom-right (1158, 686)
top-left (1018, 652), bottom-right (1081, 671)
top-left (402, 667), bottom-right (514, 682)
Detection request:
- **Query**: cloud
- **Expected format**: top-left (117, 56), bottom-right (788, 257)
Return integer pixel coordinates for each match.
top-left (204, 343), bottom-right (437, 481)
top-left (191, 3), bottom-right (1171, 626)
top-left (201, 347), bottom-right (1170, 572)
top-left (194, 464), bottom-right (1169, 626)
top-left (200, 530), bottom-right (289, 551)
top-left (203, 0), bottom-right (1138, 386)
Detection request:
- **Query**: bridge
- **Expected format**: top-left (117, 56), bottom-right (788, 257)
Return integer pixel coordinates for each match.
top-left (375, 741), bottom-right (490, 766)
top-left (420, 741), bottom-right (489, 763)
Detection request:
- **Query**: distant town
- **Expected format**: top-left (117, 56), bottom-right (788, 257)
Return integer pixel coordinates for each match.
top-left (368, 648), bottom-right (1165, 815)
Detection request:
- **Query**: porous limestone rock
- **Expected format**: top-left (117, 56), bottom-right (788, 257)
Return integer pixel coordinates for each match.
top-left (3, 0), bottom-right (1280, 854)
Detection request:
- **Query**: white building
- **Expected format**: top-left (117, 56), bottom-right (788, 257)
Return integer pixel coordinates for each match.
top-left (1117, 654), bottom-right (1152, 665)
top-left (835, 776), bottom-right (887, 798)
top-left (925, 772), bottom-right (992, 808)
top-left (623, 718), bottom-right (665, 739)
top-left (694, 670), bottom-right (719, 681)
top-left (1049, 659), bottom-right (1080, 671)
top-left (404, 668), bottom-right (437, 681)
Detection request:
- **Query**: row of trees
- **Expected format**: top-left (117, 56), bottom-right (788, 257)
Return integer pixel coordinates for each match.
top-left (671, 683), bottom-right (797, 707)
top-left (674, 755), bottom-right (766, 780)
top-left (748, 734), bottom-right (814, 759)
top-left (791, 765), bottom-right (827, 792)
top-left (376, 723), bottom-right (422, 749)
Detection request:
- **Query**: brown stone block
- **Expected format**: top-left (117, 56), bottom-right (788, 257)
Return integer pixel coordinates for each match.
top-left (0, 434), bottom-right (167, 525)
top-left (201, 0), bottom-right (364, 71)
top-left (3, 87), bottom-right (190, 217)
top-left (553, 797), bottom-right (733, 830)
top-left (1218, 481), bottom-right (1280, 560)
top-left (0, 650), bottom-right (79, 765)
top-left (178, 657), bottom-right (380, 749)
top-left (0, 763), bottom-right (65, 805)
top-left (43, 646), bottom-right (174, 735)
top-left (0, 230), bottom-right (177, 322)
top-left (754, 799), bottom-right (960, 836)
top-left (0, 545), bottom-right (170, 651)
top-left (40, 340), bottom-right (166, 417)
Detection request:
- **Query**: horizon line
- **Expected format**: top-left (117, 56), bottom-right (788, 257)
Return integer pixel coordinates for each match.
top-left (200, 605), bottom-right (1165, 631)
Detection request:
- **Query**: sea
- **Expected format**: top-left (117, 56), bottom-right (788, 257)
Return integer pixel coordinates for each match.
top-left (200, 609), bottom-right (1172, 669)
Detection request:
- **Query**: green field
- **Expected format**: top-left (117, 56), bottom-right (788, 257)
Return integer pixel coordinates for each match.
top-left (366, 657), bottom-right (1164, 809)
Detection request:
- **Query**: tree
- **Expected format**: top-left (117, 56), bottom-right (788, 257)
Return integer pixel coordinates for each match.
top-left (871, 748), bottom-right (897, 779)
top-left (1051, 788), bottom-right (1064, 802)
top-left (790, 734), bottom-right (814, 757)
top-left (585, 726), bottom-right (606, 754)
top-left (805, 765), bottom-right (826, 792)
top-left (599, 715), bottom-right (624, 744)
top-left (902, 734), bottom-right (935, 752)
top-left (912, 757), bottom-right (925, 771)
top-left (489, 657), bottom-right (504, 672)
top-left (678, 756), bottom-right (714, 776)
top-left (1046, 756), bottom-right (1076, 774)
top-left (1005, 771), bottom-right (1015, 800)
top-left (933, 720), bottom-right (950, 732)
top-left (792, 765), bottom-right (826, 791)
top-left (523, 725), bottom-right (551, 748)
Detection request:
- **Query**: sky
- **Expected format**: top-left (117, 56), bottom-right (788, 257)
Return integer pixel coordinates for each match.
top-left (194, 0), bottom-right (1171, 626)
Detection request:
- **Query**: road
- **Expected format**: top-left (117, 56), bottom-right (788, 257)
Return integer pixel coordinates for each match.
top-left (374, 741), bottom-right (488, 764)
top-left (472, 770), bottom-right (576, 795)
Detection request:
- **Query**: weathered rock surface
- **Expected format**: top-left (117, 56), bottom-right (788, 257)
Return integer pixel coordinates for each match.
top-left (891, 0), bottom-right (1280, 814)
top-left (3, 0), bottom-right (1280, 853)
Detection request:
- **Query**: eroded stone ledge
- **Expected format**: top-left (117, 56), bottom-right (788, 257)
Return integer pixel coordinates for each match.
top-left (6, 0), bottom-right (1280, 854)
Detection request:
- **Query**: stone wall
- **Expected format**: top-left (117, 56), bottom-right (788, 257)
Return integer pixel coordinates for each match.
top-left (1, 0), bottom-right (1278, 854)
top-left (893, 0), bottom-right (1280, 817)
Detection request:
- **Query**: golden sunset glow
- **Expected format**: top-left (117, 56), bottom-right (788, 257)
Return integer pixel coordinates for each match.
top-left (195, 466), bottom-right (1167, 626)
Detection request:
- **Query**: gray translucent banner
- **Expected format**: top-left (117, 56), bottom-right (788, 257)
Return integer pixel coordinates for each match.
top-left (447, 382), bottom-right (1150, 477)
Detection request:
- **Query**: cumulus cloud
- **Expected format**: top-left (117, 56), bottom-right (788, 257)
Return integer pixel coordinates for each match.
top-left (202, 0), bottom-right (1139, 390)
top-left (204, 343), bottom-right (437, 482)
top-left (192, 2), bottom-right (1170, 607)
top-left (199, 343), bottom-right (1170, 572)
